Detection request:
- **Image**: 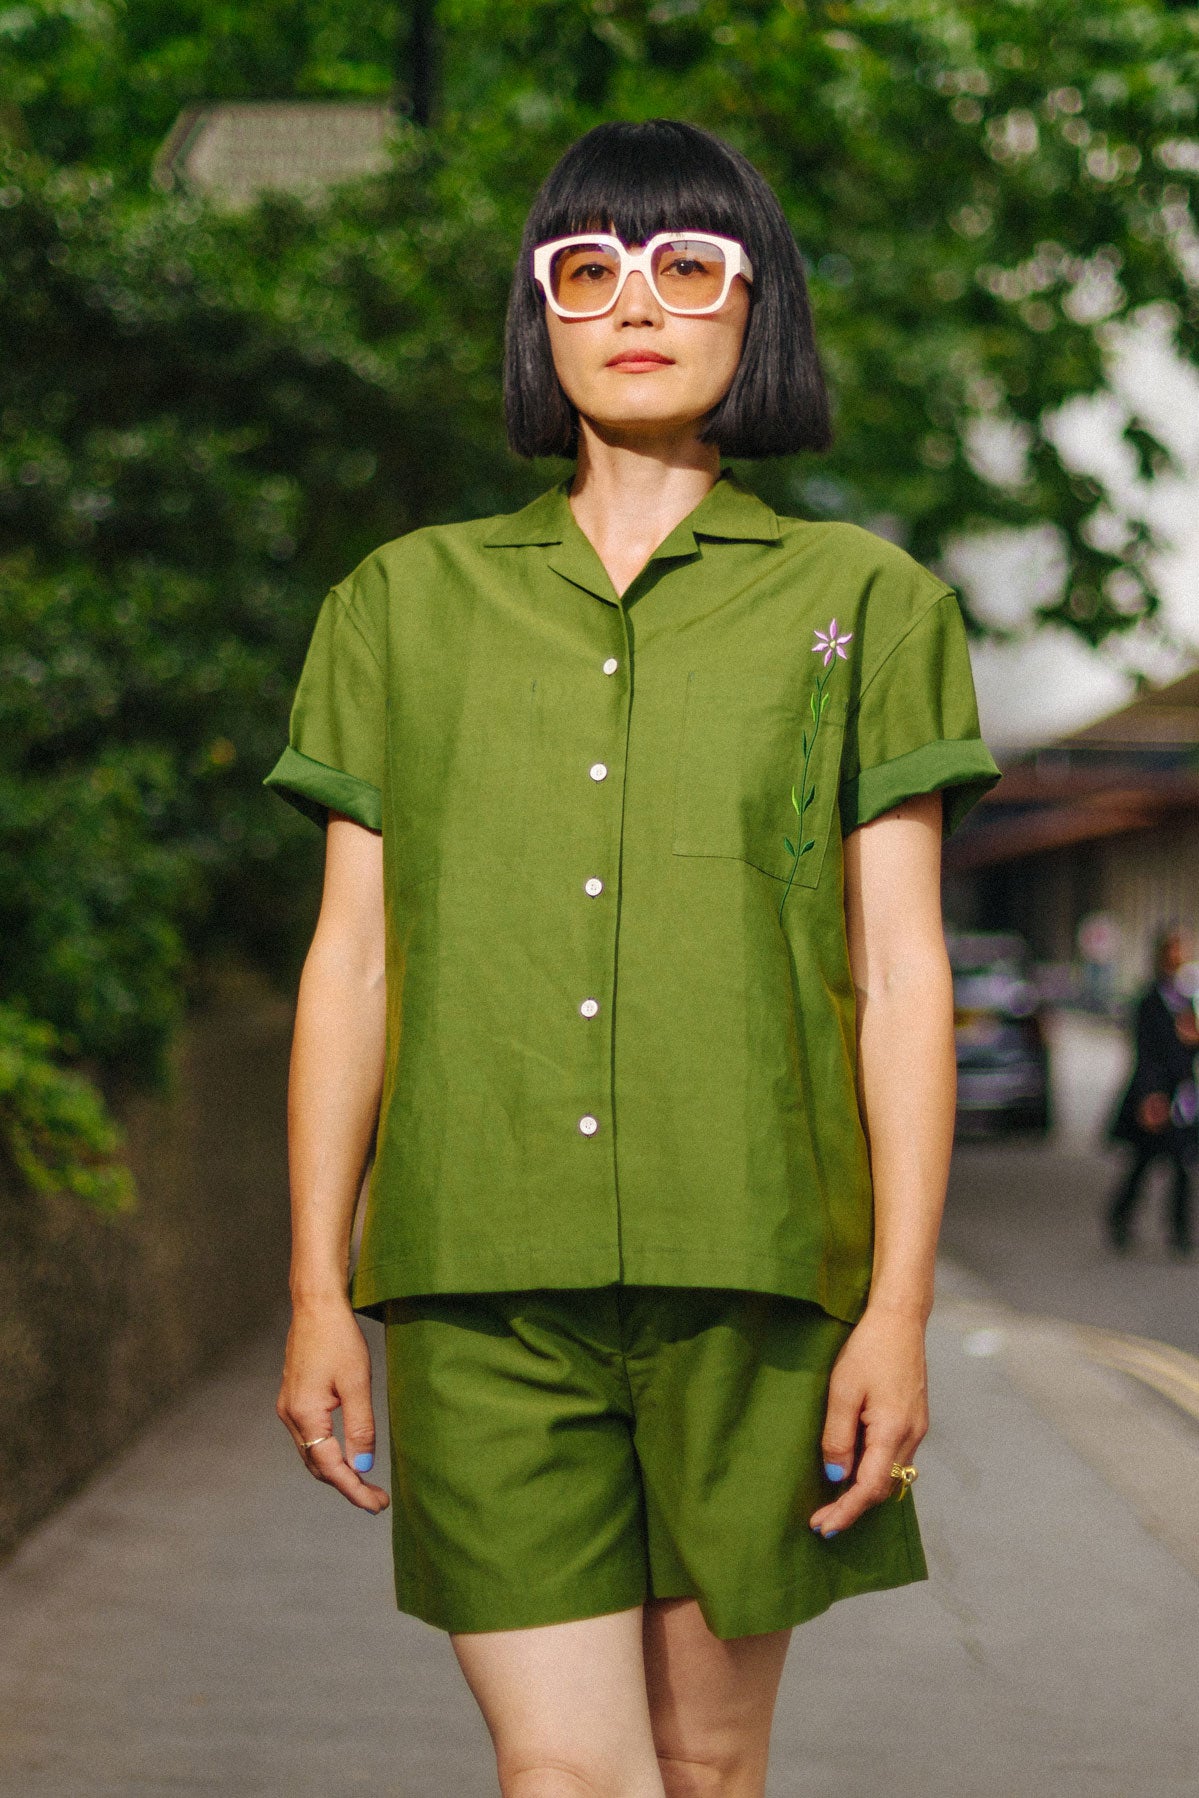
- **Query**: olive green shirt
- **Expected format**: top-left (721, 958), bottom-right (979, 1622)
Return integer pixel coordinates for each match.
top-left (264, 468), bottom-right (1001, 1324)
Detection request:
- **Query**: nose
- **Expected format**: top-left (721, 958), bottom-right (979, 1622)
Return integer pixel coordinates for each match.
top-left (614, 267), bottom-right (661, 323)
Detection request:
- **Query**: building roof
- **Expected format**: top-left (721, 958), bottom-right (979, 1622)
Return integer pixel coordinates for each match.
top-left (945, 659), bottom-right (1199, 873)
top-left (152, 101), bottom-right (398, 207)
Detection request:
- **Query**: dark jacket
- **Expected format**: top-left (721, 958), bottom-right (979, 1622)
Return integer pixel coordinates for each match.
top-left (1108, 981), bottom-right (1199, 1156)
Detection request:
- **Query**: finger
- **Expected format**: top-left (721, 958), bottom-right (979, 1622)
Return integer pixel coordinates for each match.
top-left (810, 1430), bottom-right (907, 1534)
top-left (338, 1364), bottom-right (378, 1478)
top-left (278, 1393), bottom-right (335, 1460)
top-left (819, 1370), bottom-right (864, 1489)
top-left (305, 1436), bottom-right (390, 1514)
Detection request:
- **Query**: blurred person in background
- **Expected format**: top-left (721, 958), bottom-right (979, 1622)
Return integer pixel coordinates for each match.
top-left (1105, 923), bottom-right (1199, 1258)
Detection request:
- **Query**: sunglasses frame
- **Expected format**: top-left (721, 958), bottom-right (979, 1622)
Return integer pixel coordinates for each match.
top-left (531, 230), bottom-right (754, 320)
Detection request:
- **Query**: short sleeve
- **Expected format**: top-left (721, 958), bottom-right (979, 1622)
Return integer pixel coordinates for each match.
top-left (839, 586), bottom-right (1002, 837)
top-left (262, 569), bottom-right (385, 833)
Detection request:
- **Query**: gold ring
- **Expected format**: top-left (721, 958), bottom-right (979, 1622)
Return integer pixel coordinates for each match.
top-left (889, 1462), bottom-right (918, 1501)
top-left (302, 1434), bottom-right (333, 1451)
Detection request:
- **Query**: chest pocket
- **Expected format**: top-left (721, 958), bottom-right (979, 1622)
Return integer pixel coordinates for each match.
top-left (672, 669), bottom-right (847, 892)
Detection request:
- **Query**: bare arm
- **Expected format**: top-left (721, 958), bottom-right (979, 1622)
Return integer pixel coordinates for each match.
top-left (809, 789), bottom-right (953, 1533)
top-left (275, 811), bottom-right (390, 1514)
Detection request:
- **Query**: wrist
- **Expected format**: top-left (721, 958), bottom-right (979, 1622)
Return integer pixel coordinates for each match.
top-left (863, 1290), bottom-right (932, 1327)
top-left (289, 1277), bottom-right (353, 1313)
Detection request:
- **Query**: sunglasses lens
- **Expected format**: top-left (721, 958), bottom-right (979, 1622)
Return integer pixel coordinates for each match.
top-left (549, 241), bottom-right (623, 313)
top-left (650, 238), bottom-right (729, 311)
top-left (545, 237), bottom-right (735, 314)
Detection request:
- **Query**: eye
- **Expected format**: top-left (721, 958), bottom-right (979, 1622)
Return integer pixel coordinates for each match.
top-left (662, 256), bottom-right (710, 278)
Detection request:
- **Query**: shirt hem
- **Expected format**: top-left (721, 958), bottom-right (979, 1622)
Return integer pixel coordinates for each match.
top-left (350, 1248), bottom-right (871, 1328)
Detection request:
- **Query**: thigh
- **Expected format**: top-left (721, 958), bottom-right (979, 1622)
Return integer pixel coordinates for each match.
top-left (642, 1597), bottom-right (791, 1796)
top-left (452, 1606), bottom-right (666, 1798)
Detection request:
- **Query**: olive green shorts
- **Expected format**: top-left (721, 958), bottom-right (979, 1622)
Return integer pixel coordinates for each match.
top-left (382, 1284), bottom-right (928, 1639)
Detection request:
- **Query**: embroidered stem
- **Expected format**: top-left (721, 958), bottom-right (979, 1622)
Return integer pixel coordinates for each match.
top-left (778, 666), bottom-right (833, 923)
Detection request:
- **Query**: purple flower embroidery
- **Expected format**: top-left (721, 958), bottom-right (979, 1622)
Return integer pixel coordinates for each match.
top-left (812, 618), bottom-right (853, 666)
top-left (779, 621), bottom-right (853, 922)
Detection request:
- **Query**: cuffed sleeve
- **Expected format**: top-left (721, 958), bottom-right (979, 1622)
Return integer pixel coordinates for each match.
top-left (839, 586), bottom-right (1002, 837)
top-left (262, 569), bottom-right (385, 833)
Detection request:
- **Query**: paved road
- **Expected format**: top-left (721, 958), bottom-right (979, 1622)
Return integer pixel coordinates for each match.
top-left (2, 1257), bottom-right (1198, 1797)
top-left (942, 1005), bottom-right (1198, 1357)
top-left (944, 1135), bottom-right (1199, 1356)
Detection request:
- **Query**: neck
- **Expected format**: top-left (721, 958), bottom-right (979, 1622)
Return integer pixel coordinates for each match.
top-left (567, 426), bottom-right (722, 561)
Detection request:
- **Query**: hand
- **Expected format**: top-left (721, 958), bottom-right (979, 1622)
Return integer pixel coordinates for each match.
top-left (1175, 1011), bottom-right (1199, 1049)
top-left (809, 1303), bottom-right (928, 1536)
top-left (277, 1297), bottom-right (390, 1514)
top-left (1136, 1091), bottom-right (1170, 1132)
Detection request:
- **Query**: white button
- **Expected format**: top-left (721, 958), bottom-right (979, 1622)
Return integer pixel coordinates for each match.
top-left (589, 761), bottom-right (608, 782)
top-left (584, 878), bottom-right (604, 896)
top-left (579, 1114), bottom-right (599, 1136)
top-left (579, 998), bottom-right (600, 1018)
top-left (602, 657), bottom-right (619, 675)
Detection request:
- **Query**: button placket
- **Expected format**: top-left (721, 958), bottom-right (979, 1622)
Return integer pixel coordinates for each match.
top-left (577, 616), bottom-right (630, 1147)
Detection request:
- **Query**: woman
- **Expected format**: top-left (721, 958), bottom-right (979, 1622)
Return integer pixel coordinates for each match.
top-left (265, 119), bottom-right (1001, 1796)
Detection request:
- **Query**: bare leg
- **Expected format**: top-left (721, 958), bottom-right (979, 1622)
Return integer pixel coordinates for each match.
top-left (452, 1606), bottom-right (667, 1798)
top-left (642, 1597), bottom-right (792, 1798)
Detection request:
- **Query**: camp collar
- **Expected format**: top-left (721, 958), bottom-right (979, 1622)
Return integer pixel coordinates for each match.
top-left (481, 467), bottom-right (781, 552)
top-left (481, 468), bottom-right (780, 606)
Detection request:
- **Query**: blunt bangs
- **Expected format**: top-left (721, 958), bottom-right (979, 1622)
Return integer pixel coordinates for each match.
top-left (503, 118), bottom-right (833, 462)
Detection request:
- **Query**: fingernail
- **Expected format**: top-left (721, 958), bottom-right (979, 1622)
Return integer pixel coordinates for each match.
top-left (824, 1462), bottom-right (846, 1481)
top-left (824, 1528), bottom-right (840, 1538)
top-left (352, 1451), bottom-right (374, 1473)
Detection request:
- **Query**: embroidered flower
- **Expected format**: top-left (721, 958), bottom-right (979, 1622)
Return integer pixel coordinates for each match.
top-left (811, 618), bottom-right (853, 666)
top-left (779, 622), bottom-right (852, 923)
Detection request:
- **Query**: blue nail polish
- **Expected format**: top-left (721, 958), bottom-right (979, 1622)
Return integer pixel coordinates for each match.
top-left (824, 1462), bottom-right (846, 1481)
top-left (824, 1528), bottom-right (840, 1538)
top-left (352, 1451), bottom-right (374, 1473)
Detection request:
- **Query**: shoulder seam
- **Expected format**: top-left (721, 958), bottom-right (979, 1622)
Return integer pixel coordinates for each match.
top-left (329, 574), bottom-right (385, 678)
top-left (847, 584), bottom-right (957, 718)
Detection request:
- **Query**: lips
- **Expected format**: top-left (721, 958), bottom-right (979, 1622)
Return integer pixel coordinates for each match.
top-left (606, 350), bottom-right (674, 366)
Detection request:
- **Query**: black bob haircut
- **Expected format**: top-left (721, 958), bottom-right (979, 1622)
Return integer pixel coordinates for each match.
top-left (503, 118), bottom-right (833, 462)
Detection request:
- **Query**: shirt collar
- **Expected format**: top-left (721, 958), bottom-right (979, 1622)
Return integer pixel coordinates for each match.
top-left (481, 467), bottom-right (781, 552)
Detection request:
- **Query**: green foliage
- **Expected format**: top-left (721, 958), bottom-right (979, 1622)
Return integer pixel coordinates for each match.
top-left (1, 0), bottom-right (1197, 1204)
top-left (0, 1002), bottom-right (134, 1211)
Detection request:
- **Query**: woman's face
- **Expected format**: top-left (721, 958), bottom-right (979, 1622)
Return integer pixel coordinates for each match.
top-left (542, 229), bottom-right (751, 447)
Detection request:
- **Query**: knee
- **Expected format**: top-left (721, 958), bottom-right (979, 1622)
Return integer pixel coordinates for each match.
top-left (500, 1757), bottom-right (655, 1798)
top-left (657, 1745), bottom-right (759, 1797)
top-left (499, 1763), bottom-right (600, 1798)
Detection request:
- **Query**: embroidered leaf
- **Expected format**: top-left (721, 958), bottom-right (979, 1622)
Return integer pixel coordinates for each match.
top-left (784, 836), bottom-right (795, 856)
top-left (810, 690), bottom-right (819, 721)
top-left (800, 730), bottom-right (808, 757)
top-left (820, 690), bottom-right (830, 713)
top-left (803, 787), bottom-right (816, 810)
top-left (801, 838), bottom-right (815, 854)
top-left (790, 784), bottom-right (800, 814)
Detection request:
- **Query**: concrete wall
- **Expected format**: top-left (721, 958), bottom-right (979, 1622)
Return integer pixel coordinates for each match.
top-left (0, 964), bottom-right (294, 1559)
